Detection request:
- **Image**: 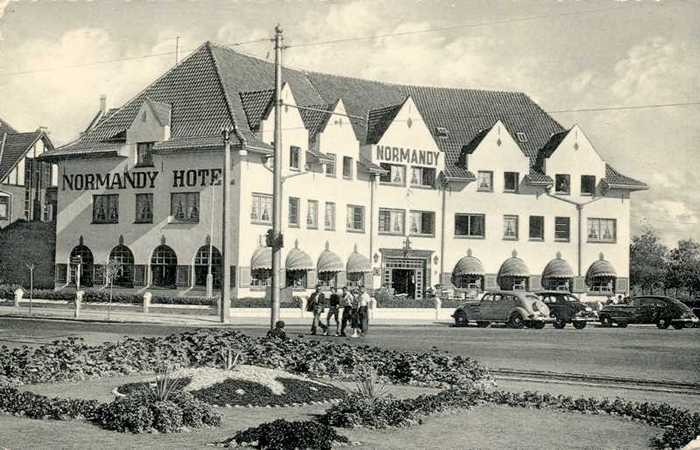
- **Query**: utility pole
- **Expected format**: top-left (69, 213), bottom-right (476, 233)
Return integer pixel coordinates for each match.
top-left (207, 184), bottom-right (215, 298)
top-left (220, 127), bottom-right (232, 323)
top-left (270, 24), bottom-right (284, 328)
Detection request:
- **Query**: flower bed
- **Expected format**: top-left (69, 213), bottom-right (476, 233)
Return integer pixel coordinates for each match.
top-left (212, 419), bottom-right (350, 450)
top-left (0, 330), bottom-right (490, 388)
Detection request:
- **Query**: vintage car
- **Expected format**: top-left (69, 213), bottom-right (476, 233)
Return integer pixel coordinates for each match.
top-left (535, 291), bottom-right (598, 329)
top-left (599, 295), bottom-right (699, 329)
top-left (451, 290), bottom-right (553, 329)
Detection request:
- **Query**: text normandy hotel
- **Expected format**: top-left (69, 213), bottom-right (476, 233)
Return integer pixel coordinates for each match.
top-left (40, 42), bottom-right (648, 301)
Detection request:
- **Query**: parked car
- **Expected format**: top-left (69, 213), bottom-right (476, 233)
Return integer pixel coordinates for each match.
top-left (599, 295), bottom-right (699, 329)
top-left (452, 290), bottom-right (553, 329)
top-left (535, 291), bottom-right (598, 329)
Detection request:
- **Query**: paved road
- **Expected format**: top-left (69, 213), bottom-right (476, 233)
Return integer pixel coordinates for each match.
top-left (1, 318), bottom-right (698, 385)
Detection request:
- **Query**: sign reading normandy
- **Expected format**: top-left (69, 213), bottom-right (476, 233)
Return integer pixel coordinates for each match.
top-left (374, 145), bottom-right (441, 166)
top-left (62, 168), bottom-right (223, 191)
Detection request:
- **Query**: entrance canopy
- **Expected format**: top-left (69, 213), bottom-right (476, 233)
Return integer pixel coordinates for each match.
top-left (542, 252), bottom-right (574, 279)
top-left (286, 241), bottom-right (314, 271)
top-left (317, 242), bottom-right (343, 273)
top-left (251, 246), bottom-right (272, 271)
top-left (452, 249), bottom-right (484, 276)
top-left (497, 250), bottom-right (530, 279)
top-left (347, 245), bottom-right (371, 273)
top-left (585, 253), bottom-right (616, 284)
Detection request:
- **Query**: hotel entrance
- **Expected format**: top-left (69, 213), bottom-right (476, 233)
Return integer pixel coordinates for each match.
top-left (381, 249), bottom-right (432, 300)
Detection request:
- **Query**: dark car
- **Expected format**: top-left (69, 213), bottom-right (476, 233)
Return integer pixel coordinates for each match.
top-left (535, 291), bottom-right (598, 329)
top-left (599, 295), bottom-right (699, 329)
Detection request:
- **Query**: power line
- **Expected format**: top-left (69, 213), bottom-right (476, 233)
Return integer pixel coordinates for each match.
top-left (285, 3), bottom-right (648, 49)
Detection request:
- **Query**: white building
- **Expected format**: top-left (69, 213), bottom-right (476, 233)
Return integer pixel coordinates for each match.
top-left (41, 42), bottom-right (647, 300)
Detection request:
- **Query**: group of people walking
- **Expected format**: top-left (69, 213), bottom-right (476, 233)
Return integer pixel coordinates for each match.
top-left (307, 285), bottom-right (370, 337)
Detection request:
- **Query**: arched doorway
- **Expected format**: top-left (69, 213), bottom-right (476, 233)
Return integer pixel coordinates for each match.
top-left (69, 245), bottom-right (94, 287)
top-left (194, 245), bottom-right (222, 289)
top-left (151, 245), bottom-right (177, 288)
top-left (109, 245), bottom-right (135, 287)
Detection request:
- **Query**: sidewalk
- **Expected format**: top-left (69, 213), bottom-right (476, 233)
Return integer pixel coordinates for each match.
top-left (0, 302), bottom-right (451, 327)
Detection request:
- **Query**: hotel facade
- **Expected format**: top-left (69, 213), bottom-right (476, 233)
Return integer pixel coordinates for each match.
top-left (41, 42), bottom-right (648, 301)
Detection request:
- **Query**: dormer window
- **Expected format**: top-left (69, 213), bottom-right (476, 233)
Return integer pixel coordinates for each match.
top-left (136, 142), bottom-right (154, 167)
top-left (516, 132), bottom-right (528, 143)
top-left (435, 127), bottom-right (449, 139)
top-left (555, 174), bottom-right (570, 195)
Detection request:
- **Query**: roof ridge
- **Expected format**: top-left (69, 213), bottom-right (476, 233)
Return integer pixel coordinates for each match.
top-left (208, 41), bottom-right (247, 146)
top-left (0, 133), bottom-right (7, 167)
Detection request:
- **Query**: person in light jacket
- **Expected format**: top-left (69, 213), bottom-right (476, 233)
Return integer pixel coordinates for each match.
top-left (358, 287), bottom-right (370, 336)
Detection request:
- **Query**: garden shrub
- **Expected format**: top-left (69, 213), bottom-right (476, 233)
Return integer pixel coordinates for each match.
top-left (170, 390), bottom-right (222, 428)
top-left (95, 393), bottom-right (156, 433)
top-left (151, 400), bottom-right (183, 433)
top-left (215, 419), bottom-right (349, 450)
top-left (0, 385), bottom-right (100, 421)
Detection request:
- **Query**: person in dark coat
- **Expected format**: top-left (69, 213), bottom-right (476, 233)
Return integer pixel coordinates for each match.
top-left (308, 286), bottom-right (328, 335)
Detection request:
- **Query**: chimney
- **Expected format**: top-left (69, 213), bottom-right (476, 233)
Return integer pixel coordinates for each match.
top-left (37, 126), bottom-right (48, 133)
top-left (100, 95), bottom-right (107, 115)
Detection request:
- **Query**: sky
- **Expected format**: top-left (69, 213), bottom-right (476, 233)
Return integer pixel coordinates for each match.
top-left (0, 0), bottom-right (698, 246)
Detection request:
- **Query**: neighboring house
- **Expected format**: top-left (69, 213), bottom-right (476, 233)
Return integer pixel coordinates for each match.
top-left (0, 116), bottom-right (58, 228)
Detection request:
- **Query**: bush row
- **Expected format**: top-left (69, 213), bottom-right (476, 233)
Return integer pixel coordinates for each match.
top-left (0, 384), bottom-right (221, 434)
top-left (214, 419), bottom-right (349, 450)
top-left (0, 330), bottom-right (490, 388)
top-left (320, 387), bottom-right (700, 449)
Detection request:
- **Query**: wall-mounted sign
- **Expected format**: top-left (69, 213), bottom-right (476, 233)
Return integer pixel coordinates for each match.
top-left (62, 171), bottom-right (159, 191)
top-left (172, 169), bottom-right (223, 187)
top-left (375, 145), bottom-right (441, 167)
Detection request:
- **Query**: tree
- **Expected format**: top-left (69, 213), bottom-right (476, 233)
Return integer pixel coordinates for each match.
top-left (666, 239), bottom-right (700, 299)
top-left (104, 258), bottom-right (124, 320)
top-left (630, 228), bottom-right (668, 294)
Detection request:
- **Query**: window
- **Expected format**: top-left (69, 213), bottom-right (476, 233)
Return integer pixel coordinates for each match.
top-left (516, 132), bottom-right (528, 143)
top-left (151, 244), bottom-right (177, 288)
top-left (555, 174), bottom-right (570, 195)
top-left (135, 193), bottom-right (153, 223)
top-left (325, 153), bottom-right (336, 177)
top-left (555, 217), bottom-right (570, 242)
top-left (347, 272), bottom-right (365, 287)
top-left (503, 215), bottom-right (518, 240)
top-left (529, 216), bottom-right (544, 240)
top-left (379, 163), bottom-right (406, 186)
top-left (194, 246), bottom-right (222, 288)
top-left (455, 214), bottom-right (485, 238)
top-left (504, 172), bottom-right (519, 192)
top-left (286, 270), bottom-right (307, 289)
top-left (581, 175), bottom-right (596, 195)
top-left (477, 171), bottom-right (493, 192)
top-left (170, 192), bottom-right (199, 223)
top-left (136, 142), bottom-right (154, 167)
top-left (324, 202), bottom-right (336, 231)
top-left (409, 210), bottom-right (435, 236)
top-left (93, 194), bottom-right (119, 224)
top-left (318, 272), bottom-right (337, 287)
top-left (288, 197), bottom-right (300, 227)
top-left (109, 245), bottom-right (134, 287)
top-left (307, 200), bottom-right (319, 229)
top-left (251, 193), bottom-right (272, 224)
top-left (410, 166), bottom-right (436, 188)
top-left (588, 218), bottom-right (616, 243)
top-left (378, 208), bottom-right (405, 235)
top-left (0, 196), bottom-right (8, 219)
top-left (346, 205), bottom-right (365, 232)
top-left (251, 269), bottom-right (272, 287)
top-left (289, 146), bottom-right (301, 170)
top-left (342, 156), bottom-right (353, 179)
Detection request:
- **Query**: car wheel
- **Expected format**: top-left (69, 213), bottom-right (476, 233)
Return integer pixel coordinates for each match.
top-left (454, 311), bottom-right (468, 327)
top-left (671, 322), bottom-right (685, 330)
top-left (617, 322), bottom-right (628, 328)
top-left (553, 317), bottom-right (567, 329)
top-left (600, 316), bottom-right (613, 328)
top-left (508, 313), bottom-right (525, 329)
top-left (531, 321), bottom-right (545, 329)
top-left (476, 321), bottom-right (490, 328)
top-left (656, 318), bottom-right (670, 329)
top-left (572, 321), bottom-right (587, 330)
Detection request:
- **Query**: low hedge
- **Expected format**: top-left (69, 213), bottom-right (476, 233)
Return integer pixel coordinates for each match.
top-left (214, 419), bottom-right (349, 450)
top-left (0, 330), bottom-right (491, 388)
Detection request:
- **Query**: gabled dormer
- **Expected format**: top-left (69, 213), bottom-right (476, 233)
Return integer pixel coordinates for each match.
top-left (126, 98), bottom-right (172, 144)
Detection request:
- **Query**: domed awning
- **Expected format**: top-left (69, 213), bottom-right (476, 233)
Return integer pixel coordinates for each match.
top-left (453, 249), bottom-right (484, 276)
top-left (585, 253), bottom-right (617, 283)
top-left (347, 245), bottom-right (371, 273)
top-left (317, 242), bottom-right (344, 273)
top-left (498, 251), bottom-right (530, 278)
top-left (286, 241), bottom-right (314, 271)
top-left (251, 246), bottom-right (272, 271)
top-left (542, 253), bottom-right (574, 279)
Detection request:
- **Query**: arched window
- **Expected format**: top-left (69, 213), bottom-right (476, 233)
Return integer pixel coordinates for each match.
top-left (109, 245), bottom-right (134, 287)
top-left (69, 245), bottom-right (94, 287)
top-left (151, 245), bottom-right (177, 288)
top-left (194, 245), bottom-right (222, 288)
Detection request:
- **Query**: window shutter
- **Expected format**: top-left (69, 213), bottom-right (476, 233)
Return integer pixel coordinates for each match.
top-left (176, 265), bottom-right (191, 287)
top-left (336, 271), bottom-right (347, 287)
top-left (572, 276), bottom-right (586, 293)
top-left (239, 266), bottom-right (251, 288)
top-left (307, 269), bottom-right (317, 288)
top-left (230, 266), bottom-right (236, 288)
top-left (133, 265), bottom-right (147, 287)
top-left (93, 264), bottom-right (106, 286)
top-left (484, 274), bottom-right (498, 289)
top-left (615, 277), bottom-right (629, 293)
top-left (55, 264), bottom-right (68, 283)
top-left (529, 275), bottom-right (542, 291)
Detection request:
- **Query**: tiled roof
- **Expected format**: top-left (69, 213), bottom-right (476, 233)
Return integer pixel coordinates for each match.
top-left (0, 117), bottom-right (17, 136)
top-left (0, 131), bottom-right (42, 181)
top-left (603, 164), bottom-right (648, 191)
top-left (366, 102), bottom-right (404, 144)
top-left (144, 98), bottom-right (172, 127)
top-left (299, 103), bottom-right (335, 138)
top-left (306, 149), bottom-right (333, 165)
top-left (524, 168), bottom-right (553, 186)
top-left (239, 89), bottom-right (274, 131)
top-left (358, 157), bottom-right (388, 175)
